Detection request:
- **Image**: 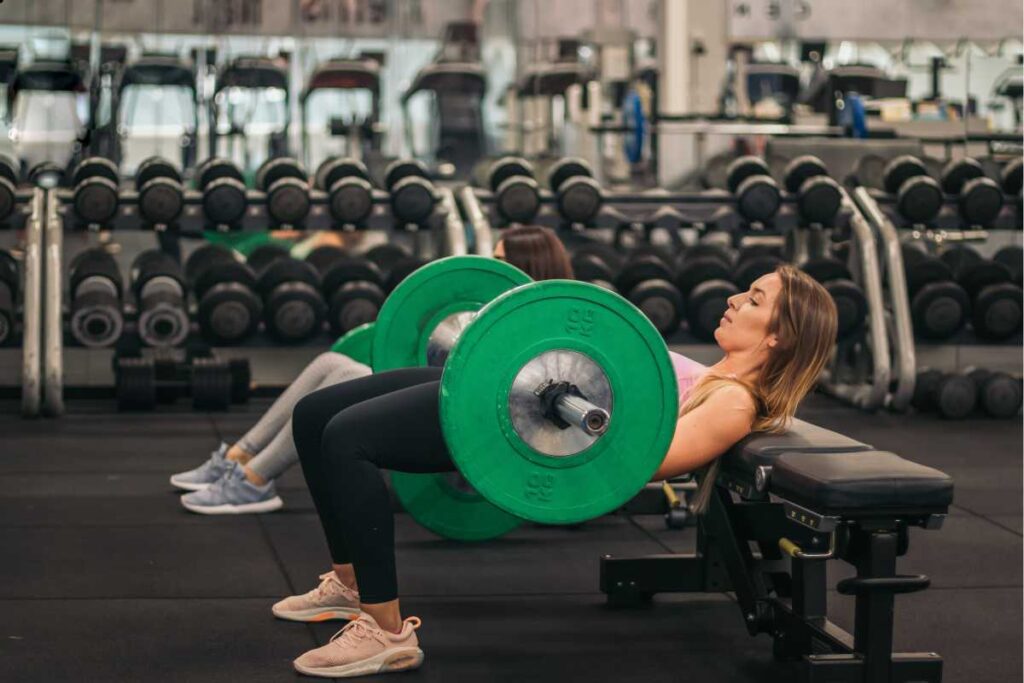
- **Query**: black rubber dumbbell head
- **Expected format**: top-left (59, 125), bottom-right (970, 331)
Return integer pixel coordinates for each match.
top-left (321, 257), bottom-right (385, 299)
top-left (734, 174), bottom-right (781, 223)
top-left (783, 155), bottom-right (828, 193)
top-left (972, 280), bottom-right (1022, 341)
top-left (247, 243), bottom-right (291, 275)
top-left (674, 254), bottom-right (732, 297)
top-left (571, 242), bottom-right (625, 274)
top-left (385, 256), bottom-right (428, 293)
top-left (615, 255), bottom-right (674, 296)
top-left (27, 161), bottom-right (65, 188)
top-left (572, 252), bottom-right (617, 289)
top-left (494, 173), bottom-right (541, 224)
top-left (939, 245), bottom-right (983, 279)
top-left (328, 175), bottom-right (374, 225)
top-left (389, 175), bottom-right (436, 224)
top-left (687, 279), bottom-right (738, 341)
top-left (969, 368), bottom-right (1023, 419)
top-left (72, 157), bottom-right (120, 225)
top-left (328, 283), bottom-right (385, 335)
top-left (725, 156), bottom-right (772, 194)
top-left (732, 253), bottom-right (783, 291)
top-left (0, 155), bottom-right (16, 221)
top-left (555, 174), bottom-right (603, 225)
top-left (825, 278), bottom-right (868, 339)
top-left (305, 245), bottom-right (349, 275)
top-left (627, 278), bottom-right (683, 335)
top-left (197, 157), bottom-right (244, 189)
top-left (545, 157), bottom-right (593, 192)
top-left (364, 243), bottom-right (411, 273)
top-left (481, 157), bottom-right (534, 190)
top-left (906, 257), bottom-right (969, 340)
top-left (135, 157), bottom-right (181, 188)
top-left (940, 158), bottom-right (984, 194)
top-left (852, 154), bottom-right (886, 189)
top-left (0, 250), bottom-right (16, 345)
top-left (257, 258), bottom-right (326, 342)
top-left (383, 159), bottom-right (430, 191)
top-left (194, 263), bottom-right (262, 344)
top-left (184, 244), bottom-right (236, 286)
top-left (993, 246), bottom-right (1023, 286)
top-left (255, 157), bottom-right (306, 191)
top-left (316, 157), bottom-right (369, 192)
top-left (1001, 157), bottom-right (1022, 196)
top-left (882, 155), bottom-right (928, 194)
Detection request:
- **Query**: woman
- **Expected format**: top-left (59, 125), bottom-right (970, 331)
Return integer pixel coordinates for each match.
top-left (280, 263), bottom-right (838, 678)
top-left (169, 225), bottom-right (574, 514)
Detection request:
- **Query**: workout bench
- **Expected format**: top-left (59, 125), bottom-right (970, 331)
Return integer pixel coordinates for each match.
top-left (601, 419), bottom-right (953, 683)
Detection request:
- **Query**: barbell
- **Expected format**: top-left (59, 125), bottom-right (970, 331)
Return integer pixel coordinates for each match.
top-left (328, 255), bottom-right (679, 539)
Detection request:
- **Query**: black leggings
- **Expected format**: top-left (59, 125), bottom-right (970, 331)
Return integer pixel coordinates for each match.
top-left (292, 367), bottom-right (454, 603)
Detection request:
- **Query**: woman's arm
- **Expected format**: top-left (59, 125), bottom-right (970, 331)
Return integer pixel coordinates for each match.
top-left (652, 385), bottom-right (756, 481)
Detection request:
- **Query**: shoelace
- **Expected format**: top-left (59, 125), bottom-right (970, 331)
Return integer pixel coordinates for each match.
top-left (315, 572), bottom-right (358, 600)
top-left (329, 617), bottom-right (421, 649)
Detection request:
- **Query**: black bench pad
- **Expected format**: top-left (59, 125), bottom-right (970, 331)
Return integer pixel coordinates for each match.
top-left (721, 418), bottom-right (872, 478)
top-left (770, 450), bottom-right (954, 513)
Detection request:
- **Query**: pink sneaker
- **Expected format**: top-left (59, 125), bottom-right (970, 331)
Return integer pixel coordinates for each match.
top-left (272, 572), bottom-right (361, 622)
top-left (293, 613), bottom-right (424, 678)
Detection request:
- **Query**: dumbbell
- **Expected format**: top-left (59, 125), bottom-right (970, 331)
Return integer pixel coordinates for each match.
top-left (68, 247), bottom-right (124, 348)
top-left (256, 157), bottom-right (310, 226)
top-left (250, 247), bottom-right (326, 342)
top-left (993, 246), bottom-right (1023, 287)
top-left (364, 243), bottom-right (428, 293)
top-left (539, 157), bottom-right (603, 225)
top-left (246, 243), bottom-right (290, 273)
top-left (383, 159), bottom-right (437, 225)
top-left (800, 257), bottom-right (869, 339)
top-left (0, 155), bottom-right (17, 222)
top-left (939, 157), bottom-right (1004, 226)
top-left (130, 249), bottom-right (191, 348)
top-left (782, 155), bottom-right (843, 225)
top-left (315, 157), bottom-right (374, 226)
top-left (472, 156), bottom-right (540, 224)
top-left (0, 249), bottom-right (17, 345)
top-left (196, 157), bottom-right (248, 227)
top-left (26, 161), bottom-right (65, 189)
top-left (724, 156), bottom-right (782, 224)
top-left (614, 247), bottom-right (684, 335)
top-left (184, 244), bottom-right (262, 344)
top-left (882, 155), bottom-right (943, 224)
top-left (71, 157), bottom-right (120, 225)
top-left (852, 154), bottom-right (887, 190)
top-left (1001, 157), bottom-right (1022, 196)
top-left (967, 367), bottom-right (1023, 418)
top-left (306, 246), bottom-right (386, 337)
top-left (365, 243), bottom-right (412, 274)
top-left (134, 157), bottom-right (184, 225)
top-left (674, 244), bottom-right (739, 342)
top-left (942, 245), bottom-right (1023, 341)
top-left (570, 242), bottom-right (624, 292)
top-left (732, 245), bottom-right (784, 291)
top-left (911, 368), bottom-right (977, 419)
top-left (902, 246), bottom-right (969, 340)
top-left (115, 354), bottom-right (244, 412)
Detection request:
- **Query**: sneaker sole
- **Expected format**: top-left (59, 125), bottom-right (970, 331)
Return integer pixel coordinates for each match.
top-left (169, 475), bottom-right (213, 492)
top-left (272, 605), bottom-right (360, 622)
top-left (294, 647), bottom-right (424, 678)
top-left (181, 496), bottom-right (284, 515)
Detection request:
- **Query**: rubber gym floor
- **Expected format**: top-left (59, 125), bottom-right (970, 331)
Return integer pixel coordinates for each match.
top-left (0, 393), bottom-right (1019, 683)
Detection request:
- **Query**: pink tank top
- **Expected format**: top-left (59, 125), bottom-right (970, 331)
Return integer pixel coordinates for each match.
top-left (669, 352), bottom-right (709, 406)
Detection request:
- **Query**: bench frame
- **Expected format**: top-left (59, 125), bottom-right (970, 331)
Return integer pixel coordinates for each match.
top-left (600, 483), bottom-right (946, 683)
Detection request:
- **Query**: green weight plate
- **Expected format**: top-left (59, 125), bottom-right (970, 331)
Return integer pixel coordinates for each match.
top-left (390, 471), bottom-right (523, 541)
top-left (330, 322), bottom-right (376, 365)
top-left (440, 281), bottom-right (677, 525)
top-left (371, 256), bottom-right (532, 371)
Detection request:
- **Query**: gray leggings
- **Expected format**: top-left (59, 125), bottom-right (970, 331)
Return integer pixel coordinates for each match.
top-left (236, 352), bottom-right (372, 480)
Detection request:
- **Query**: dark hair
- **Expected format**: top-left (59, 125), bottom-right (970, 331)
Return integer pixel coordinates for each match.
top-left (497, 225), bottom-right (574, 281)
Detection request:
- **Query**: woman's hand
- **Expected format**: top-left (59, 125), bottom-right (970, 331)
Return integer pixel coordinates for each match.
top-left (652, 384), bottom-right (755, 481)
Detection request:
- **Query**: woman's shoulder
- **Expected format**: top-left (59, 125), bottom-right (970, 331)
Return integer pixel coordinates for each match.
top-left (701, 375), bottom-right (759, 414)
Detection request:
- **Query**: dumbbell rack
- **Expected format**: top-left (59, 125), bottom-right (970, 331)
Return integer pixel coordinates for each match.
top-left (41, 177), bottom-right (467, 415)
top-left (460, 184), bottom-right (894, 411)
top-left (853, 186), bottom-right (1023, 381)
top-left (0, 188), bottom-right (45, 416)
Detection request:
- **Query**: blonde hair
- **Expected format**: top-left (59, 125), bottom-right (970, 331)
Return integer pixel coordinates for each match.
top-left (687, 264), bottom-right (838, 512)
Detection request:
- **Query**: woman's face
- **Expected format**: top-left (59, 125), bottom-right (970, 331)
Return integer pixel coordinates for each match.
top-left (714, 272), bottom-right (782, 354)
